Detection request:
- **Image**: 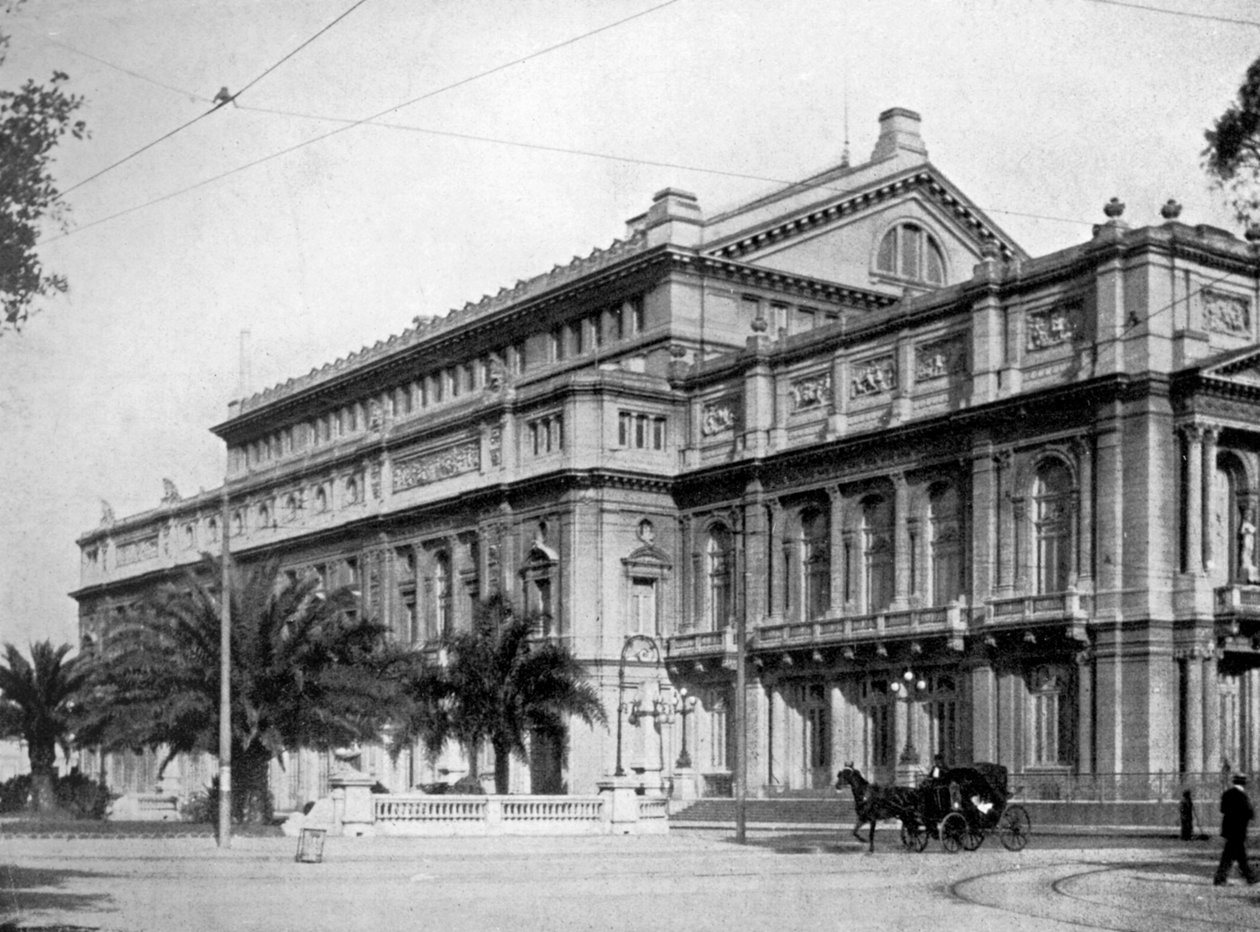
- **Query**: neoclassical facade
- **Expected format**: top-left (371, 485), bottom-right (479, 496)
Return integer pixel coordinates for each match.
top-left (73, 108), bottom-right (1260, 806)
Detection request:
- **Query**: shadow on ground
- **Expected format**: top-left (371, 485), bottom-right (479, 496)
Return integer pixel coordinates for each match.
top-left (0, 863), bottom-right (112, 930)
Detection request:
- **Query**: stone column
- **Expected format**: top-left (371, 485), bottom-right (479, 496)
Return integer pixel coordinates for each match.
top-left (1074, 435), bottom-right (1094, 585)
top-left (1184, 650), bottom-right (1204, 774)
top-left (1179, 425), bottom-right (1201, 573)
top-left (1204, 651), bottom-right (1221, 774)
top-left (828, 486), bottom-right (845, 615)
top-left (995, 451), bottom-right (1015, 594)
top-left (1076, 650), bottom-right (1093, 775)
top-left (744, 485), bottom-right (769, 626)
top-left (769, 501), bottom-right (786, 622)
top-left (893, 473), bottom-right (911, 608)
top-left (1204, 425), bottom-right (1220, 573)
top-left (969, 662), bottom-right (997, 764)
top-left (971, 443), bottom-right (997, 599)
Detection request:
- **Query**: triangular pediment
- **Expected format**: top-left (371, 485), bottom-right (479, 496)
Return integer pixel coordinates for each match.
top-left (1200, 345), bottom-right (1260, 387)
top-left (701, 164), bottom-right (1024, 295)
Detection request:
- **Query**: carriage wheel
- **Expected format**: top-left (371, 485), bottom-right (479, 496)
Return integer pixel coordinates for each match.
top-left (961, 824), bottom-right (984, 851)
top-left (900, 821), bottom-right (928, 852)
top-left (940, 812), bottom-right (969, 853)
top-left (998, 805), bottom-right (1031, 851)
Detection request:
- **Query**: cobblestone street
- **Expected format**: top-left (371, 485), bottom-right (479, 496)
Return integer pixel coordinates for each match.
top-left (2, 831), bottom-right (1258, 932)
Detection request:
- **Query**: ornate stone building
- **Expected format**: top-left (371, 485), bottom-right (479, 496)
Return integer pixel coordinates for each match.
top-left (73, 108), bottom-right (1260, 806)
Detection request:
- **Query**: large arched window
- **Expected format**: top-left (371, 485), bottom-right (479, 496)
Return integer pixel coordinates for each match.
top-left (875, 223), bottom-right (947, 285)
top-left (707, 524), bottom-right (734, 630)
top-left (928, 484), bottom-right (963, 606)
top-left (862, 496), bottom-right (894, 612)
top-left (1032, 460), bottom-right (1073, 594)
top-left (801, 508), bottom-right (830, 620)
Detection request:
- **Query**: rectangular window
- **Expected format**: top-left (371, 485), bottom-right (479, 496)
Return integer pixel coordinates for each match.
top-left (551, 326), bottom-right (566, 362)
top-left (589, 312), bottom-right (603, 350)
top-left (797, 307), bottom-right (816, 331)
top-left (652, 417), bottom-right (665, 450)
top-left (513, 340), bottom-right (527, 373)
top-left (571, 321), bottom-right (584, 356)
top-left (631, 577), bottom-right (657, 635)
top-left (618, 412), bottom-right (631, 447)
top-left (463, 364), bottom-right (475, 393)
top-left (527, 414), bottom-right (564, 456)
top-left (634, 414), bottom-right (647, 448)
top-left (630, 297), bottom-right (645, 335)
top-left (447, 367), bottom-right (459, 398)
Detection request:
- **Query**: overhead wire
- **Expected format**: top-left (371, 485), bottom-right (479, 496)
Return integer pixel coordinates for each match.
top-left (45, 0), bottom-right (686, 242)
top-left (236, 102), bottom-right (1099, 230)
top-left (5, 20), bottom-right (213, 102)
top-left (60, 0), bottom-right (374, 197)
top-left (1078, 0), bottom-right (1260, 28)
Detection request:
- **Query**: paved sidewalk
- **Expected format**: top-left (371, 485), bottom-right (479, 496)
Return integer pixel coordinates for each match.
top-left (1, 831), bottom-right (1258, 931)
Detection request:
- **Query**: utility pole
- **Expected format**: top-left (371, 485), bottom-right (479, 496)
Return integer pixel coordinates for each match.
top-left (218, 488), bottom-right (232, 847)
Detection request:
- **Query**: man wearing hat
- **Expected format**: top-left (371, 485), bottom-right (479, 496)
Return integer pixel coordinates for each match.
top-left (1215, 773), bottom-right (1257, 886)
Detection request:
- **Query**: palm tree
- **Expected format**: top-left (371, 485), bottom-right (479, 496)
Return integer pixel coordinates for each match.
top-left (75, 556), bottom-right (398, 822)
top-left (0, 641), bottom-right (85, 814)
top-left (391, 594), bottom-right (606, 794)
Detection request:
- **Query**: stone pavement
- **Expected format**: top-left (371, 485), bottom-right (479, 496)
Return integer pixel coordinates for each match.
top-left (1, 830), bottom-right (1259, 931)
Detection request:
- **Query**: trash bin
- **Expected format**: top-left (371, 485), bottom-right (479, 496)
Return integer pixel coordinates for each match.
top-left (295, 827), bottom-right (327, 863)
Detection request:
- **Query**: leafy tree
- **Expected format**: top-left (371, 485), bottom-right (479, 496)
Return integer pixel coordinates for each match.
top-left (390, 595), bottom-right (606, 795)
top-left (0, 640), bottom-right (85, 814)
top-left (0, 2), bottom-right (88, 334)
top-left (75, 557), bottom-right (398, 822)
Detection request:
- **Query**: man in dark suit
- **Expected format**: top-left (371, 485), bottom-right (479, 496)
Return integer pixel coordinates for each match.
top-left (1215, 773), bottom-right (1257, 886)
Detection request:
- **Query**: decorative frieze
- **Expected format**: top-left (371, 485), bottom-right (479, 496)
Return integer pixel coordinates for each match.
top-left (915, 336), bottom-right (966, 382)
top-left (850, 356), bottom-right (897, 398)
top-left (701, 397), bottom-right (739, 436)
top-left (790, 372), bottom-right (832, 412)
top-left (1026, 301), bottom-right (1081, 351)
top-left (116, 534), bottom-right (159, 567)
top-left (392, 441), bottom-right (481, 492)
top-left (1202, 289), bottom-right (1251, 335)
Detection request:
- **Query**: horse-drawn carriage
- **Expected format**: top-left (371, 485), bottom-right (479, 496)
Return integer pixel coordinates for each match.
top-left (837, 761), bottom-right (1031, 853)
top-left (900, 762), bottom-right (1031, 852)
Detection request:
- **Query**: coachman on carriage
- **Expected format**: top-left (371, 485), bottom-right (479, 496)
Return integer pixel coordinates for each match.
top-left (836, 762), bottom-right (1031, 853)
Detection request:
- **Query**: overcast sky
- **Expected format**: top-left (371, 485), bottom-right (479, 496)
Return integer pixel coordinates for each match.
top-left (1, 0), bottom-right (1257, 648)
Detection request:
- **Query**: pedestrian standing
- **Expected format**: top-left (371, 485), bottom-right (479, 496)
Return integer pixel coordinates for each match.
top-left (1214, 774), bottom-right (1257, 886)
top-left (1181, 789), bottom-right (1196, 842)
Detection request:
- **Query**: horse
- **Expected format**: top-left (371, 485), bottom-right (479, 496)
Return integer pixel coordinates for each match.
top-left (835, 763), bottom-right (921, 853)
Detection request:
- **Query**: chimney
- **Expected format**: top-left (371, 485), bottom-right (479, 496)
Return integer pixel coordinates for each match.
top-left (640, 187), bottom-right (703, 247)
top-left (871, 107), bottom-right (927, 162)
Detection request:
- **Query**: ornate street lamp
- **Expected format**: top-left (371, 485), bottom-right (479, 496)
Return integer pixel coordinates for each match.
top-left (672, 688), bottom-right (699, 769)
top-left (614, 634), bottom-right (661, 778)
top-left (890, 668), bottom-right (928, 770)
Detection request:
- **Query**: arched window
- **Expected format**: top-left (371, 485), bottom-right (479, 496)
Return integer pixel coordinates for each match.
top-left (1032, 460), bottom-right (1073, 594)
top-left (875, 223), bottom-right (947, 285)
top-left (345, 476), bottom-right (359, 505)
top-left (862, 496), bottom-right (894, 612)
top-left (707, 524), bottom-right (734, 630)
top-left (285, 494), bottom-right (299, 522)
top-left (206, 516), bottom-right (219, 542)
top-left (314, 486), bottom-right (328, 513)
top-left (257, 504), bottom-right (271, 530)
top-left (1029, 665), bottom-right (1073, 767)
top-left (801, 508), bottom-right (830, 620)
top-left (929, 484), bottom-right (963, 606)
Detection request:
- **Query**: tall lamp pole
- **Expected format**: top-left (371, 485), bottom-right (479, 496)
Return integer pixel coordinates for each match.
top-left (218, 490), bottom-right (232, 848)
